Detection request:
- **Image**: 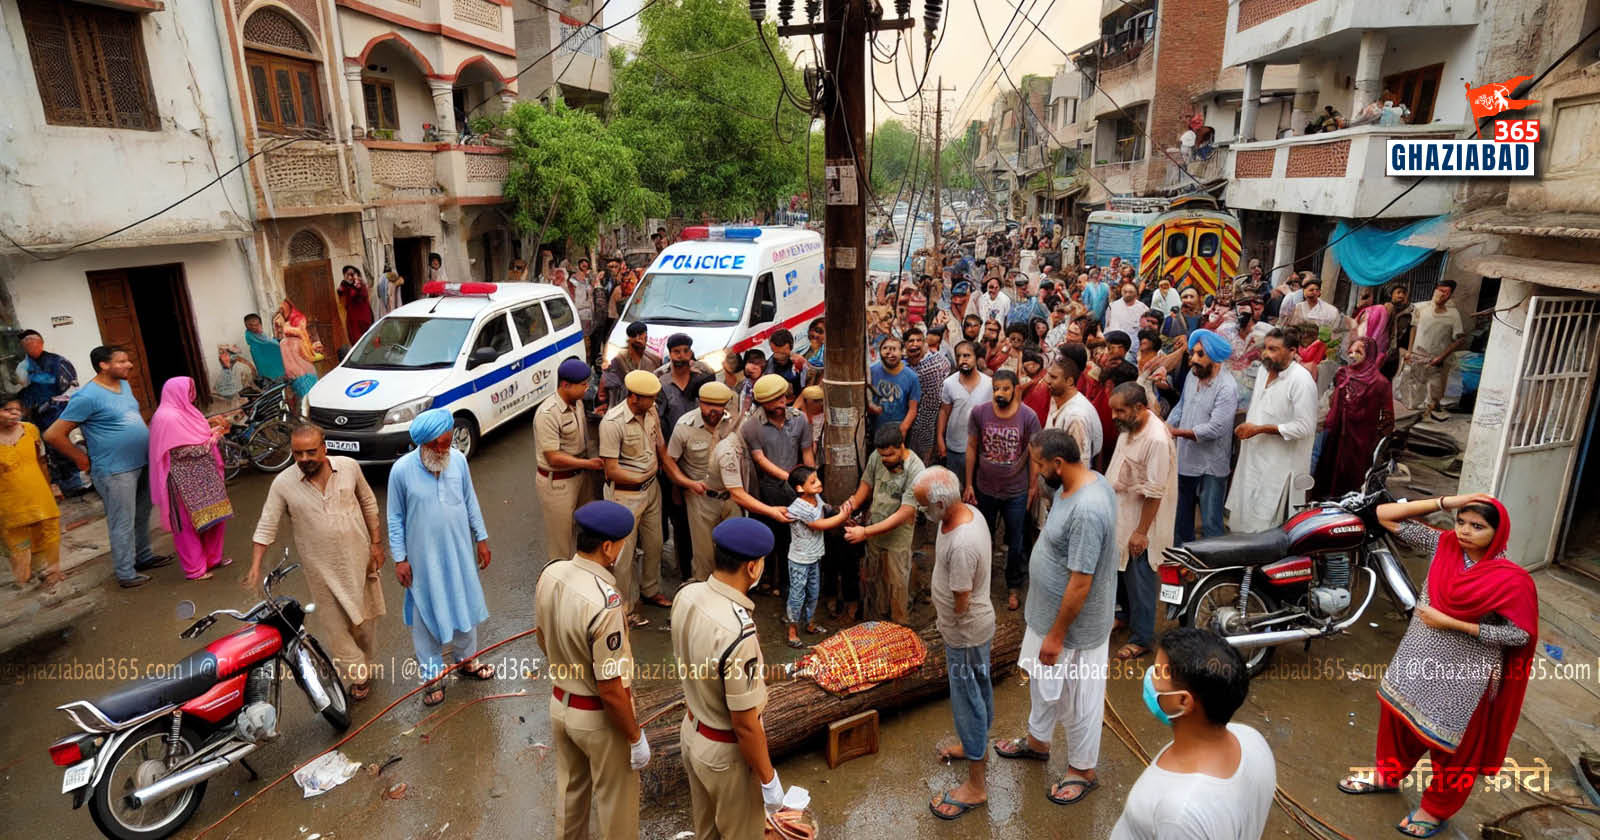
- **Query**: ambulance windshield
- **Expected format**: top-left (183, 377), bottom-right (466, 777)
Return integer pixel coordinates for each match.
top-left (622, 273), bottom-right (748, 326)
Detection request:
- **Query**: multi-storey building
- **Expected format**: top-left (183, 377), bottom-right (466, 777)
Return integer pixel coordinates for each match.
top-left (512, 0), bottom-right (611, 110)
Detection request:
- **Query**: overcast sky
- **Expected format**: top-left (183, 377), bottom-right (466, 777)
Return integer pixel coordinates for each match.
top-left (600, 0), bottom-right (1100, 127)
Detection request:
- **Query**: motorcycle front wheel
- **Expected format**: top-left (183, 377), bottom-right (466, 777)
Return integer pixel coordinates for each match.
top-left (1182, 573), bottom-right (1277, 676)
top-left (87, 720), bottom-right (205, 840)
top-left (297, 636), bottom-right (351, 731)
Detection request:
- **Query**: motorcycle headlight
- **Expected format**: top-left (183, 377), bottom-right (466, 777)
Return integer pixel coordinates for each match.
top-left (382, 396), bottom-right (433, 427)
top-left (700, 348), bottom-right (727, 372)
top-left (603, 342), bottom-right (625, 366)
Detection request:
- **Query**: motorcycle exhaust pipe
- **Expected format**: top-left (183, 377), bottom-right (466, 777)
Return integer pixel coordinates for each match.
top-left (1225, 568), bottom-right (1378, 650)
top-left (127, 743), bottom-right (256, 809)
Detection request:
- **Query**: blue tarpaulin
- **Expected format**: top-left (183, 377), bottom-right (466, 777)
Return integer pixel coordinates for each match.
top-left (1331, 216), bottom-right (1448, 286)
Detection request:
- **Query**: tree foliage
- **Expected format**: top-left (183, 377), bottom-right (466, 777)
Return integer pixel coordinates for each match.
top-left (609, 0), bottom-right (810, 220)
top-left (866, 119), bottom-right (925, 195)
top-left (494, 101), bottom-right (666, 250)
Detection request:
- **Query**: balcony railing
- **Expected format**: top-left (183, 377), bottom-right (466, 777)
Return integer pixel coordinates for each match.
top-left (260, 141), bottom-right (356, 211)
top-left (1223, 123), bottom-right (1463, 218)
top-left (1158, 149), bottom-right (1226, 191)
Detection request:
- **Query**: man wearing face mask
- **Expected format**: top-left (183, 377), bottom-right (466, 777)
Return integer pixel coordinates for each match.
top-left (672, 518), bottom-right (785, 839)
top-left (1226, 329), bottom-right (1317, 533)
top-left (1109, 628), bottom-right (1276, 840)
top-left (536, 500), bottom-right (649, 840)
top-left (248, 423), bottom-right (386, 699)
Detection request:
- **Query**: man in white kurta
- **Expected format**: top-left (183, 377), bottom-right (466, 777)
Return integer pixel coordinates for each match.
top-left (1225, 330), bottom-right (1317, 533)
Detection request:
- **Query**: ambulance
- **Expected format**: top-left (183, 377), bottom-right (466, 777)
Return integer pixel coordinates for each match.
top-left (605, 226), bottom-right (825, 374)
top-left (304, 281), bottom-right (585, 461)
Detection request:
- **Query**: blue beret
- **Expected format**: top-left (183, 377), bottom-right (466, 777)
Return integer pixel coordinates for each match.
top-left (557, 358), bottom-right (592, 383)
top-left (712, 517), bottom-right (774, 561)
top-left (573, 500), bottom-right (635, 541)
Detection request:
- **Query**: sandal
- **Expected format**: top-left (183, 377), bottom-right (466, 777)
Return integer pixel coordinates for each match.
top-left (627, 613), bottom-right (650, 629)
top-left (457, 661), bottom-right (495, 680)
top-left (1338, 776), bottom-right (1399, 795)
top-left (1114, 643), bottom-right (1150, 660)
top-left (642, 593), bottom-right (673, 608)
top-left (1396, 811), bottom-right (1447, 838)
top-left (349, 681), bottom-right (371, 701)
top-left (993, 737), bottom-right (1050, 761)
top-left (1046, 774), bottom-right (1099, 805)
top-left (786, 637), bottom-right (807, 649)
top-left (805, 623), bottom-right (827, 635)
top-left (422, 685), bottom-right (446, 707)
top-left (929, 791), bottom-right (986, 820)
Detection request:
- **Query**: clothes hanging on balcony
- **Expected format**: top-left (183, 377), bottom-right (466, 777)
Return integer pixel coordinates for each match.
top-left (1330, 216), bottom-right (1449, 287)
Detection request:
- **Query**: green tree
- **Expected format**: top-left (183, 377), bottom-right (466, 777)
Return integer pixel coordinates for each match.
top-left (493, 101), bottom-right (666, 250)
top-left (610, 0), bottom-right (810, 219)
top-left (940, 133), bottom-right (975, 192)
top-left (866, 119), bottom-right (925, 195)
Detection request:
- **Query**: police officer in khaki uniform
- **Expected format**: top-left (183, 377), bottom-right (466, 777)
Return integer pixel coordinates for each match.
top-left (534, 501), bottom-right (650, 840)
top-left (670, 518), bottom-right (787, 840)
top-left (534, 359), bottom-right (604, 561)
top-left (599, 369), bottom-right (699, 626)
top-left (666, 380), bottom-right (739, 581)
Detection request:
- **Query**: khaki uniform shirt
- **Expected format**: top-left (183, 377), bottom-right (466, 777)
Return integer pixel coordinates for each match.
top-left (533, 394), bottom-right (588, 471)
top-left (705, 432), bottom-right (754, 496)
top-left (598, 402), bottom-right (662, 477)
top-left (668, 409), bottom-right (737, 483)
top-left (534, 556), bottom-right (633, 695)
top-left (671, 578), bottom-right (768, 730)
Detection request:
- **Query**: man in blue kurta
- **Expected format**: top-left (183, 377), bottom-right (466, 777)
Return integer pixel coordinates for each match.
top-left (388, 408), bottom-right (494, 706)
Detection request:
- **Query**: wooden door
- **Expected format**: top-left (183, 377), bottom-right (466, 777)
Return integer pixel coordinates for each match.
top-left (283, 259), bottom-right (343, 375)
top-left (86, 270), bottom-right (156, 416)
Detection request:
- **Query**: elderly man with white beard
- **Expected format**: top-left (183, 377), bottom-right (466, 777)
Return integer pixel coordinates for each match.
top-left (388, 408), bottom-right (494, 707)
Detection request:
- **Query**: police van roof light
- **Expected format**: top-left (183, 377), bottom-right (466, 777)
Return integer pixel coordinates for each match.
top-left (678, 226), bottom-right (762, 242)
top-left (422, 281), bottom-right (498, 296)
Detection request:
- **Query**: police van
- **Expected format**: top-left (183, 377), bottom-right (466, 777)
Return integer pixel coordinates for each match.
top-left (605, 226), bottom-right (824, 373)
top-left (305, 281), bottom-right (584, 461)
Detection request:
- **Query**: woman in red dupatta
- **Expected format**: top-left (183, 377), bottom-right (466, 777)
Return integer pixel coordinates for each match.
top-left (1313, 336), bottom-right (1393, 497)
top-left (1338, 494), bottom-right (1537, 838)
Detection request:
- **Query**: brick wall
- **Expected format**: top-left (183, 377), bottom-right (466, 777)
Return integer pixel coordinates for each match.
top-left (1234, 148), bottom-right (1275, 178)
top-left (1148, 0), bottom-right (1230, 187)
top-left (1236, 0), bottom-right (1320, 31)
top-left (1285, 140), bottom-right (1350, 177)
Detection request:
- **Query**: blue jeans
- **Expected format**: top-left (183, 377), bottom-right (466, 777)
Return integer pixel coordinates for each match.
top-left (944, 451), bottom-right (967, 490)
top-left (96, 467), bottom-right (155, 581)
top-left (1175, 473), bottom-right (1228, 545)
top-left (976, 489), bottom-right (1028, 590)
top-left (409, 620), bottom-right (480, 682)
top-left (787, 560), bottom-right (821, 625)
top-left (946, 642), bottom-right (994, 760)
top-left (1120, 552), bottom-right (1157, 649)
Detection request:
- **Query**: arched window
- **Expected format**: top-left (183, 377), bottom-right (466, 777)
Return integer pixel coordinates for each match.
top-left (243, 9), bottom-right (323, 135)
top-left (287, 229), bottom-right (327, 262)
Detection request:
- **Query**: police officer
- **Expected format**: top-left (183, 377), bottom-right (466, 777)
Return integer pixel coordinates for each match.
top-left (534, 501), bottom-right (650, 840)
top-left (671, 518), bottom-right (786, 840)
top-left (600, 369), bottom-right (699, 626)
top-left (534, 359), bottom-right (604, 561)
top-left (666, 380), bottom-right (738, 581)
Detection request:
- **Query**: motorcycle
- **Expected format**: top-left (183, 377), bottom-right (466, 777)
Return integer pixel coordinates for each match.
top-left (1158, 438), bottom-right (1420, 675)
top-left (47, 553), bottom-right (349, 840)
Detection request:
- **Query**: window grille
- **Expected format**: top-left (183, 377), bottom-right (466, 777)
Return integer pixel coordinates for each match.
top-left (242, 8), bottom-right (313, 54)
top-left (288, 230), bottom-right (327, 262)
top-left (1506, 296), bottom-right (1600, 454)
top-left (19, 0), bottom-right (158, 130)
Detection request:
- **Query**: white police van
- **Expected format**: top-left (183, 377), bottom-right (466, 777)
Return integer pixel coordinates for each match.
top-left (605, 226), bottom-right (824, 373)
top-left (305, 281), bottom-right (584, 461)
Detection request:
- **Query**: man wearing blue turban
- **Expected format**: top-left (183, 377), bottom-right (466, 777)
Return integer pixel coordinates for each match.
top-left (1168, 330), bottom-right (1240, 543)
top-left (387, 407), bottom-right (494, 706)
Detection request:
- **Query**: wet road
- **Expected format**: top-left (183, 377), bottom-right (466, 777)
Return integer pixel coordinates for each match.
top-left (0, 418), bottom-right (1582, 839)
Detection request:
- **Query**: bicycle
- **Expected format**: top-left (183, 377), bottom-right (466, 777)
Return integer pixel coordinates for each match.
top-left (214, 381), bottom-right (296, 481)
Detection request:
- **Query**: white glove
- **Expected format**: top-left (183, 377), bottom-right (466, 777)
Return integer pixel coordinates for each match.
top-left (629, 732), bottom-right (651, 770)
top-left (760, 771), bottom-right (784, 809)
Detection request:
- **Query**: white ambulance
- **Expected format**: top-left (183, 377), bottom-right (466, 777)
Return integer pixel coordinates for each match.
top-left (604, 226), bottom-right (825, 374)
top-left (304, 281), bottom-right (585, 461)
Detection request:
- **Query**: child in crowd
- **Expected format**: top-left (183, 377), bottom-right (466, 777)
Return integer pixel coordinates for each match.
top-left (785, 466), bottom-right (852, 648)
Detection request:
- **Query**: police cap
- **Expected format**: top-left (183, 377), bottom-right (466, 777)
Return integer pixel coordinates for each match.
top-left (573, 500), bottom-right (635, 541)
top-left (712, 517), bottom-right (775, 561)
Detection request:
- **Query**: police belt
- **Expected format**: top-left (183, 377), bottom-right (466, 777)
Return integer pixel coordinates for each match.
top-left (538, 467), bottom-right (580, 481)
top-left (702, 488), bottom-right (730, 500)
top-left (552, 686), bottom-right (604, 711)
top-left (609, 474), bottom-right (657, 492)
top-left (686, 711), bottom-right (737, 743)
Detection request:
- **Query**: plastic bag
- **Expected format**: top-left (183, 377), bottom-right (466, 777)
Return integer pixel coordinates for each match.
top-left (293, 751), bottom-right (362, 798)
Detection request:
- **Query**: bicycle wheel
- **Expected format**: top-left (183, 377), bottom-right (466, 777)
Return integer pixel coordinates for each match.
top-left (218, 436), bottom-right (246, 482)
top-left (247, 419), bottom-right (295, 472)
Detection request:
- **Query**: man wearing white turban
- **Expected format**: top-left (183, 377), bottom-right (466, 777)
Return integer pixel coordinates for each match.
top-left (388, 408), bottom-right (494, 706)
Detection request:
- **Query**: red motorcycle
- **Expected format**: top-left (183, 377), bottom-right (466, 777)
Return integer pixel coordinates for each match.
top-left (48, 554), bottom-right (349, 840)
top-left (1159, 439), bottom-right (1420, 675)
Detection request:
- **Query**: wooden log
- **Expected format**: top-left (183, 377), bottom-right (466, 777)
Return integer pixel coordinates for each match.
top-left (635, 619), bottom-right (1025, 800)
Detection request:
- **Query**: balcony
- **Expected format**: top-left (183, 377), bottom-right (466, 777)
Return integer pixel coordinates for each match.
top-left (260, 141), bottom-right (358, 214)
top-left (1087, 159), bottom-right (1151, 204)
top-left (1156, 149), bottom-right (1227, 193)
top-left (360, 140), bottom-right (507, 203)
top-left (1223, 123), bottom-right (1462, 219)
top-left (441, 145), bottom-right (509, 201)
top-left (1225, 0), bottom-right (1477, 66)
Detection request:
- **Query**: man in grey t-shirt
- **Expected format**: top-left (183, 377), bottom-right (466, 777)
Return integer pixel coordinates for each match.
top-left (995, 428), bottom-right (1119, 808)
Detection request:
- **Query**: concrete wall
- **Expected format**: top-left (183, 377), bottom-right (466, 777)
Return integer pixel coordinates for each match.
top-left (0, 0), bottom-right (252, 249)
top-left (7, 240), bottom-right (258, 384)
top-left (1223, 0), bottom-right (1485, 67)
top-left (338, 10), bottom-right (516, 88)
top-left (361, 42), bottom-right (438, 142)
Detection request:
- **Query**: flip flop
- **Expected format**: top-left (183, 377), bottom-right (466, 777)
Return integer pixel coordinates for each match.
top-left (1338, 776), bottom-right (1400, 795)
top-left (642, 594), bottom-right (673, 608)
top-left (422, 685), bottom-right (446, 707)
top-left (349, 681), bottom-right (371, 701)
top-left (457, 661), bottom-right (496, 680)
top-left (627, 614), bottom-right (650, 628)
top-left (929, 792), bottom-right (985, 821)
top-left (786, 637), bottom-right (807, 649)
top-left (1046, 775), bottom-right (1099, 805)
top-left (1395, 812), bottom-right (1447, 838)
top-left (1115, 643), bottom-right (1151, 660)
top-left (993, 737), bottom-right (1050, 761)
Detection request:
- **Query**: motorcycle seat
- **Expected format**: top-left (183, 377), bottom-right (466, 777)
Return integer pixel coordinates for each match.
top-left (90, 650), bottom-right (221, 724)
top-left (1181, 529), bottom-right (1290, 569)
